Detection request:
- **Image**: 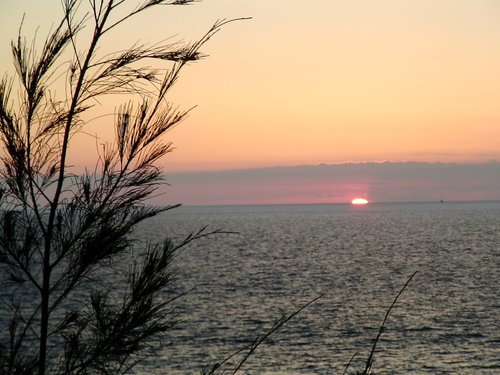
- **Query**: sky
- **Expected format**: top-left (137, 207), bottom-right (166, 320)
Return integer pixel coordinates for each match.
top-left (0, 1), bottom-right (499, 204)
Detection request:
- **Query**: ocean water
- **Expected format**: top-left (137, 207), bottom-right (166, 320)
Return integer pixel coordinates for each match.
top-left (132, 201), bottom-right (499, 374)
top-left (1, 202), bottom-right (497, 374)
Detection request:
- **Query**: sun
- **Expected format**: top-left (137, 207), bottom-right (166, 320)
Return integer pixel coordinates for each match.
top-left (351, 198), bottom-right (369, 205)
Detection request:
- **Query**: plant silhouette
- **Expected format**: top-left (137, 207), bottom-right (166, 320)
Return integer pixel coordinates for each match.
top-left (0, 1), bottom-right (242, 373)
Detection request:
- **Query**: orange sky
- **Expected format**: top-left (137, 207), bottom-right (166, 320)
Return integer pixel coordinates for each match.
top-left (1, 0), bottom-right (500, 173)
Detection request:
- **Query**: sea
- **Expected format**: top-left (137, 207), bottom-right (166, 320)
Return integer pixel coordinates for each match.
top-left (131, 201), bottom-right (499, 374)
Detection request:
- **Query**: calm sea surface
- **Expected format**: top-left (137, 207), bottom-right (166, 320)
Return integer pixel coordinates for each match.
top-left (132, 202), bottom-right (499, 374)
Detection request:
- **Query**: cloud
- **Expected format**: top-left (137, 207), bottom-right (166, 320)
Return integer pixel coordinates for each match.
top-left (157, 162), bottom-right (500, 206)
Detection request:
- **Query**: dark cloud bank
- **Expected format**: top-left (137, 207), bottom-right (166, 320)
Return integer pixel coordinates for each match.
top-left (160, 162), bottom-right (500, 205)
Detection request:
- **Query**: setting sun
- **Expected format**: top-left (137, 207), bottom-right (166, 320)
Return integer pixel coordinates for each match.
top-left (351, 198), bottom-right (369, 205)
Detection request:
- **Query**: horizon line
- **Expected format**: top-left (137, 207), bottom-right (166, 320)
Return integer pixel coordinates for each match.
top-left (163, 199), bottom-right (500, 208)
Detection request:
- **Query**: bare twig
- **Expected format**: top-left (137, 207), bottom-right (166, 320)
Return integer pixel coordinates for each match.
top-left (362, 271), bottom-right (418, 375)
top-left (203, 294), bottom-right (323, 375)
top-left (343, 352), bottom-right (357, 375)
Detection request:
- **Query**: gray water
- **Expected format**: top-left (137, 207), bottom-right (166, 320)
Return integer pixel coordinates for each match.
top-left (133, 201), bottom-right (499, 374)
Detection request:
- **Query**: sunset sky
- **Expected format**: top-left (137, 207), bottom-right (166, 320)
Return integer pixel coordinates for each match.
top-left (1, 0), bottom-right (499, 204)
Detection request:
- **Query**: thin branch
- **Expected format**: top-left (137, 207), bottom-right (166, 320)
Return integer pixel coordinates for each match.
top-left (343, 352), bottom-right (357, 375)
top-left (63, 0), bottom-right (88, 72)
top-left (102, 0), bottom-right (195, 35)
top-left (203, 295), bottom-right (322, 375)
top-left (363, 271), bottom-right (418, 375)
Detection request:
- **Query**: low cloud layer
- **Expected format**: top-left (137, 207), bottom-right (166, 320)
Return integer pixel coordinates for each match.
top-left (158, 162), bottom-right (500, 206)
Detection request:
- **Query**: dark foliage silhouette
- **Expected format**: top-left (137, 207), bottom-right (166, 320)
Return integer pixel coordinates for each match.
top-left (0, 1), bottom-right (241, 374)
